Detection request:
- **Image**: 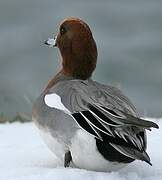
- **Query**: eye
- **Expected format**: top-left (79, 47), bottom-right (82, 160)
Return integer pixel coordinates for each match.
top-left (60, 25), bottom-right (66, 35)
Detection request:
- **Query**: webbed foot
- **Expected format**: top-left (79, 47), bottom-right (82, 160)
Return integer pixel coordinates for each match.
top-left (64, 151), bottom-right (72, 167)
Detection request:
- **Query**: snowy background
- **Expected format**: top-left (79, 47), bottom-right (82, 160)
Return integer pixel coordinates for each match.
top-left (0, 0), bottom-right (161, 178)
top-left (0, 118), bottom-right (161, 180)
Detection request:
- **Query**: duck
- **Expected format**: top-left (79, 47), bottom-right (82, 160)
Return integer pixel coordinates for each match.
top-left (32, 17), bottom-right (159, 172)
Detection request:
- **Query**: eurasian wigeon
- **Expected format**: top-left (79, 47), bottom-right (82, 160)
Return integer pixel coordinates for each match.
top-left (32, 18), bottom-right (159, 172)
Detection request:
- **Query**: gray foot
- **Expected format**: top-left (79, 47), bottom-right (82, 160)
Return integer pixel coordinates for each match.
top-left (64, 151), bottom-right (72, 168)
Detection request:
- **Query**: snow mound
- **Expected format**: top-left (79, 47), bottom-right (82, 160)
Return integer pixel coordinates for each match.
top-left (0, 118), bottom-right (161, 180)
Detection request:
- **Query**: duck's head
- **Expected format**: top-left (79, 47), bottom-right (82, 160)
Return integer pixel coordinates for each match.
top-left (45, 18), bottom-right (98, 80)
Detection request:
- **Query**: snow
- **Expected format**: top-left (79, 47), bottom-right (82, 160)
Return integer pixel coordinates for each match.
top-left (45, 37), bottom-right (56, 47)
top-left (0, 118), bottom-right (162, 180)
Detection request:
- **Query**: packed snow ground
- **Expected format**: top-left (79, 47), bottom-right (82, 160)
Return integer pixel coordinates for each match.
top-left (0, 118), bottom-right (161, 180)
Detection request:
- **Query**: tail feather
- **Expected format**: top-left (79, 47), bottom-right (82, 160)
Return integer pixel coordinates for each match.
top-left (109, 143), bottom-right (152, 165)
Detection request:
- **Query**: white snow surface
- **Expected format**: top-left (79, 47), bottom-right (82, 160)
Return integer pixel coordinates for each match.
top-left (0, 118), bottom-right (161, 180)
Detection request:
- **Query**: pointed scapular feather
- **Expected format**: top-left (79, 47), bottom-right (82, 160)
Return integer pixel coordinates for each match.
top-left (94, 104), bottom-right (159, 129)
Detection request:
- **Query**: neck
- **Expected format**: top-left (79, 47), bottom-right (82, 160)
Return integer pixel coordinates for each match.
top-left (60, 36), bottom-right (97, 80)
top-left (44, 71), bottom-right (74, 92)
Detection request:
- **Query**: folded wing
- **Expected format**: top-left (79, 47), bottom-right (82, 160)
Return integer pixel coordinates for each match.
top-left (71, 103), bottom-right (158, 165)
top-left (47, 80), bottom-right (159, 165)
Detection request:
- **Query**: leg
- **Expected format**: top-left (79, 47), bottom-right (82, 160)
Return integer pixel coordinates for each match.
top-left (64, 151), bottom-right (72, 168)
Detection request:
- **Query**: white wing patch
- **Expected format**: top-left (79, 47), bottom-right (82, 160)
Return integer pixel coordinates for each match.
top-left (44, 93), bottom-right (71, 114)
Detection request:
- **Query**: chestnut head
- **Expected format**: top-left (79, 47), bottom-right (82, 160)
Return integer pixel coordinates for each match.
top-left (45, 18), bottom-right (98, 80)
